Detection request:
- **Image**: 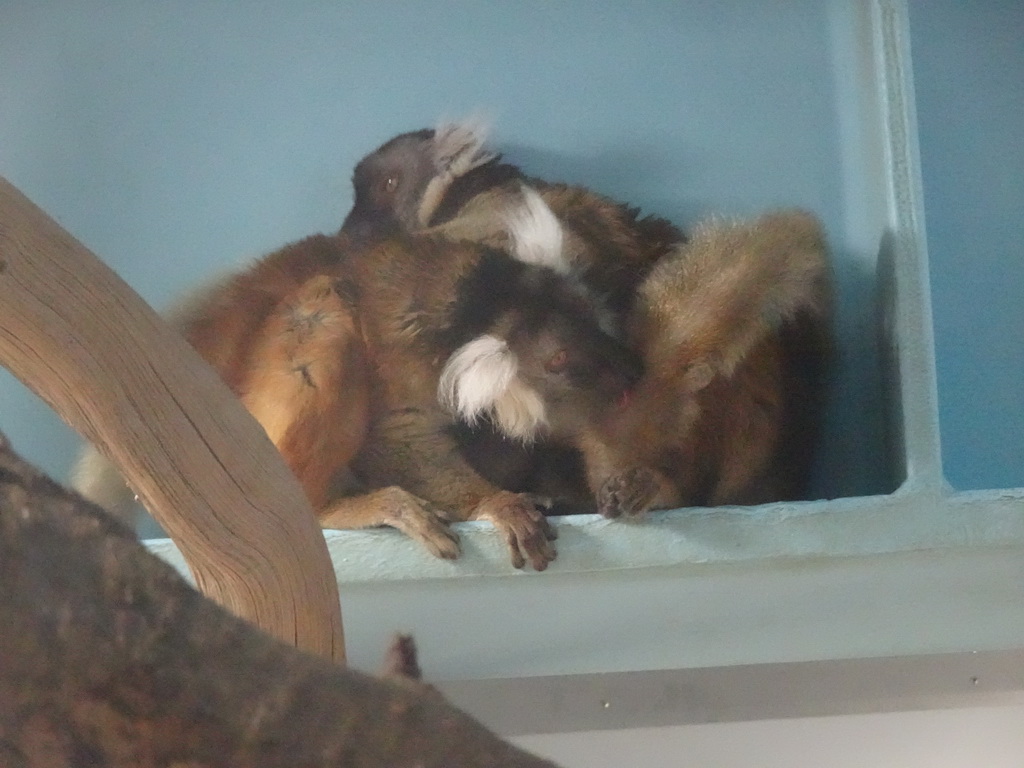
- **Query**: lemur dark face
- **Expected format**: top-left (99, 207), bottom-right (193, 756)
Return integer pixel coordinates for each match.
top-left (508, 307), bottom-right (643, 435)
top-left (438, 260), bottom-right (642, 443)
top-left (341, 122), bottom-right (497, 241)
top-left (342, 129), bottom-right (437, 240)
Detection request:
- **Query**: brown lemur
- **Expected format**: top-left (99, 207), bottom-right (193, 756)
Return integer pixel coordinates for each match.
top-left (72, 235), bottom-right (462, 560)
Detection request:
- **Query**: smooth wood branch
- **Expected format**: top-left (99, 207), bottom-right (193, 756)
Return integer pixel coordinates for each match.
top-left (0, 176), bottom-right (344, 662)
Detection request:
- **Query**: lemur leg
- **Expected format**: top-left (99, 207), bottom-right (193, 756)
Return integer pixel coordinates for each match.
top-left (318, 486), bottom-right (461, 560)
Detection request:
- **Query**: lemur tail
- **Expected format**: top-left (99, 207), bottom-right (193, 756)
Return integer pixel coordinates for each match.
top-left (637, 209), bottom-right (832, 383)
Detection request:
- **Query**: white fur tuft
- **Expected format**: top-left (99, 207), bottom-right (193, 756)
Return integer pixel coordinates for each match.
top-left (439, 335), bottom-right (517, 422)
top-left (417, 114), bottom-right (498, 226)
top-left (491, 377), bottom-right (548, 441)
top-left (438, 334), bottom-right (548, 441)
top-left (504, 186), bottom-right (569, 274)
top-left (432, 115), bottom-right (497, 178)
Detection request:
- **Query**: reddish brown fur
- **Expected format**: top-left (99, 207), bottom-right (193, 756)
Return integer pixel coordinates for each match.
top-left (584, 335), bottom-right (790, 513)
top-left (178, 235), bottom-right (367, 510)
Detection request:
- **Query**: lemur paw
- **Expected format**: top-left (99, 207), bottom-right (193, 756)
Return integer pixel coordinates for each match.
top-left (598, 467), bottom-right (661, 518)
top-left (472, 491), bottom-right (557, 571)
top-left (379, 487), bottom-right (461, 560)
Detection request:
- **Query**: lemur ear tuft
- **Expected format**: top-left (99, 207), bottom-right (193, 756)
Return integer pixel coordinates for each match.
top-left (438, 334), bottom-right (548, 441)
top-left (439, 335), bottom-right (518, 423)
top-left (417, 115), bottom-right (498, 227)
top-left (433, 115), bottom-right (497, 178)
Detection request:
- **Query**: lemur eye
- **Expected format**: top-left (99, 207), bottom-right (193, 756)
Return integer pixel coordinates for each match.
top-left (382, 175), bottom-right (399, 194)
top-left (545, 349), bottom-right (569, 373)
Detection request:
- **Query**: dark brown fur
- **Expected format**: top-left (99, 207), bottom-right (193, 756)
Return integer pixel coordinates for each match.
top-left (429, 179), bottom-right (685, 324)
top-left (345, 127), bottom-right (834, 513)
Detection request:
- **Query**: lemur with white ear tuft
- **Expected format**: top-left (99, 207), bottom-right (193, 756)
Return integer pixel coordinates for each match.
top-left (346, 190), bottom-right (642, 569)
top-left (342, 120), bottom-right (685, 332)
top-left (342, 119), bottom-right (500, 241)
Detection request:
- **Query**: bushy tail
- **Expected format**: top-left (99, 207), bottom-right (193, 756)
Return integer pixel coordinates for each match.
top-left (637, 209), bottom-right (831, 384)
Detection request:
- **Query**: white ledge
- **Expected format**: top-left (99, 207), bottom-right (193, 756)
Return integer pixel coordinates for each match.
top-left (147, 487), bottom-right (1024, 586)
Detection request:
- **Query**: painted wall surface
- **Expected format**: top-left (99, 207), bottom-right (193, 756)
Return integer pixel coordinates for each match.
top-left (910, 0), bottom-right (1024, 491)
top-left (0, 0), bottom-right (889, 501)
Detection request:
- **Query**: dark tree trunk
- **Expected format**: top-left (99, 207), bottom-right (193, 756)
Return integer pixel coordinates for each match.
top-left (0, 432), bottom-right (561, 768)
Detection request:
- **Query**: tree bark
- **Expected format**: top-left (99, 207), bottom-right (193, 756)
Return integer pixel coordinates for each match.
top-left (0, 432), bottom-right (561, 768)
top-left (0, 176), bottom-right (343, 662)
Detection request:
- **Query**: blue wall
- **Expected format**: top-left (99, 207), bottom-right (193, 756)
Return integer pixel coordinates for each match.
top-left (1, 0), bottom-right (891, 499)
top-left (910, 0), bottom-right (1024, 491)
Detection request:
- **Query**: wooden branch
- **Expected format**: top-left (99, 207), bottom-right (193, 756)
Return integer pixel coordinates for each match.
top-left (0, 176), bottom-right (344, 663)
top-left (0, 433), bottom-right (560, 768)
